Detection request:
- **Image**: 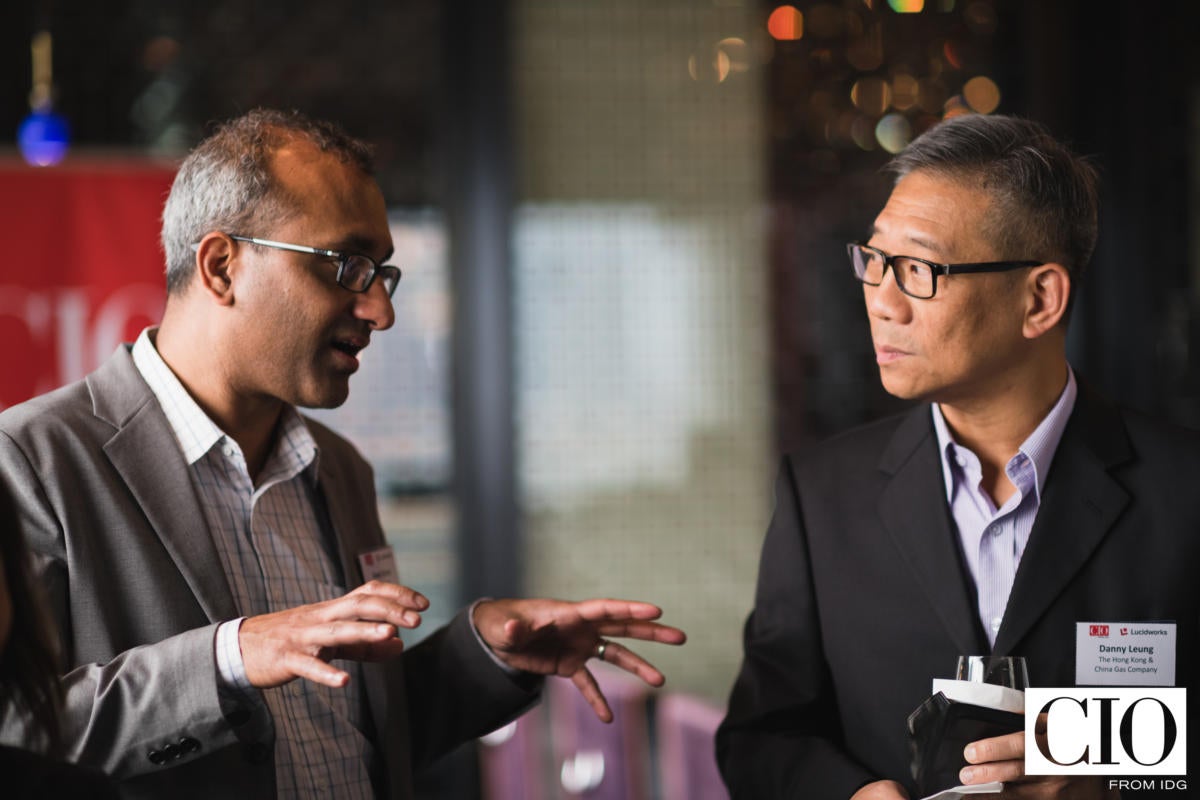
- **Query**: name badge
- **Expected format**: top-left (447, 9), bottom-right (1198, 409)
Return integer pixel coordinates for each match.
top-left (1075, 622), bottom-right (1176, 686)
top-left (357, 546), bottom-right (399, 585)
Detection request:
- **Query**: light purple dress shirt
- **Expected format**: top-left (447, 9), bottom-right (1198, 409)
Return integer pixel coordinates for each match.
top-left (931, 369), bottom-right (1077, 649)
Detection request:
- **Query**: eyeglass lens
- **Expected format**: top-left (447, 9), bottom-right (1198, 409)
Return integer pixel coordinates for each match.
top-left (340, 256), bottom-right (402, 297)
top-left (851, 246), bottom-right (935, 298)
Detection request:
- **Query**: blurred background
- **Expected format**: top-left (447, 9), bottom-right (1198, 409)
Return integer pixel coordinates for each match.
top-left (1, 1), bottom-right (1197, 797)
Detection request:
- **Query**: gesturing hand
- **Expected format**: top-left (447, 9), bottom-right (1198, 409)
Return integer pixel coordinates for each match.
top-left (239, 580), bottom-right (429, 689)
top-left (472, 598), bottom-right (687, 722)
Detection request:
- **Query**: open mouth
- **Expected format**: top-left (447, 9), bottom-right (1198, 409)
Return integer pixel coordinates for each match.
top-left (331, 336), bottom-right (367, 361)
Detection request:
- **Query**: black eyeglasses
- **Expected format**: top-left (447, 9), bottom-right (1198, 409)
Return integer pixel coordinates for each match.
top-left (229, 235), bottom-right (402, 297)
top-left (847, 243), bottom-right (1042, 300)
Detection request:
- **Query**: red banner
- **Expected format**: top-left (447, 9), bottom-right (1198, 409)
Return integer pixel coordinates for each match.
top-left (0, 158), bottom-right (176, 409)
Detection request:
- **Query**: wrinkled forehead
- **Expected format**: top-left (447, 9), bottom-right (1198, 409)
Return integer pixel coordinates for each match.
top-left (870, 169), bottom-right (998, 261)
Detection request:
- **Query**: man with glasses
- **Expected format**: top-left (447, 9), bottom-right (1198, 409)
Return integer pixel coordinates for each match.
top-left (0, 109), bottom-right (685, 798)
top-left (719, 114), bottom-right (1198, 798)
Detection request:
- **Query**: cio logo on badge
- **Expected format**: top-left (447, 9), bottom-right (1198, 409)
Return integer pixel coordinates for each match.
top-left (1025, 688), bottom-right (1186, 776)
top-left (1089, 625), bottom-right (1110, 637)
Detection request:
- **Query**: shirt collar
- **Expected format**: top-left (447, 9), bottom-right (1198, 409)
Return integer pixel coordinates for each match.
top-left (131, 327), bottom-right (319, 480)
top-left (931, 367), bottom-right (1077, 504)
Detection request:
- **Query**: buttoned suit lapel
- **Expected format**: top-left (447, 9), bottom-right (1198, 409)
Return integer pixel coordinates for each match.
top-left (90, 346), bottom-right (237, 623)
top-left (991, 384), bottom-right (1132, 657)
top-left (877, 406), bottom-right (988, 656)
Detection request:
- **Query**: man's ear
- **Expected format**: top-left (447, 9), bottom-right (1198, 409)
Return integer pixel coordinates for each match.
top-left (194, 232), bottom-right (239, 306)
top-left (1023, 263), bottom-right (1071, 339)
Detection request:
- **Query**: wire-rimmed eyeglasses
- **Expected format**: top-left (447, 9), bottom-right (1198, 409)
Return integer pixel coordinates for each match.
top-left (230, 235), bottom-right (402, 297)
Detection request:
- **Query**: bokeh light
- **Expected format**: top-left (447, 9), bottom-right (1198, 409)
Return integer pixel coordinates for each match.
top-left (942, 95), bottom-right (972, 118)
top-left (18, 110), bottom-right (70, 166)
top-left (963, 75), bottom-right (1001, 113)
top-left (888, 0), bottom-right (925, 12)
top-left (891, 74), bottom-right (919, 110)
top-left (718, 37), bottom-right (751, 75)
top-left (851, 77), bottom-right (892, 116)
top-left (851, 116), bottom-right (877, 150)
top-left (767, 6), bottom-right (804, 41)
top-left (942, 40), bottom-right (964, 69)
top-left (876, 113), bottom-right (913, 153)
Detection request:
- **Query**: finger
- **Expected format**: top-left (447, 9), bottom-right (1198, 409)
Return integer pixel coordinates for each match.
top-left (964, 730), bottom-right (1025, 764)
top-left (299, 621), bottom-right (401, 650)
top-left (350, 580), bottom-right (430, 611)
top-left (571, 667), bottom-right (613, 723)
top-left (284, 651), bottom-right (351, 688)
top-left (599, 641), bottom-right (666, 687)
top-left (595, 620), bottom-right (687, 645)
top-left (325, 594), bottom-right (423, 629)
top-left (482, 616), bottom-right (530, 652)
top-left (572, 599), bottom-right (664, 623)
top-left (959, 758), bottom-right (1024, 785)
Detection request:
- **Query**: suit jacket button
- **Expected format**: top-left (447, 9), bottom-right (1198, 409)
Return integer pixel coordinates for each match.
top-left (148, 749), bottom-right (166, 765)
top-left (180, 736), bottom-right (201, 754)
top-left (164, 742), bottom-right (182, 761)
top-left (244, 742), bottom-right (270, 764)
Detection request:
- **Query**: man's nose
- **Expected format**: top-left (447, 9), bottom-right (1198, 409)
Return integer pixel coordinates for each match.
top-left (355, 279), bottom-right (396, 331)
top-left (864, 266), bottom-right (912, 323)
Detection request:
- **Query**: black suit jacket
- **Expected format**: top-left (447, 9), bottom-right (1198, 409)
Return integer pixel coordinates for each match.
top-left (717, 384), bottom-right (1200, 798)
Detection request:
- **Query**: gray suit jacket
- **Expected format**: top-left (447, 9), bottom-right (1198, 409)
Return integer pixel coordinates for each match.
top-left (0, 346), bottom-right (538, 799)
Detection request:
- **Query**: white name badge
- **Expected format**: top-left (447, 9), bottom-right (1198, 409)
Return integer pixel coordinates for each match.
top-left (357, 546), bottom-right (399, 585)
top-left (1075, 622), bottom-right (1176, 686)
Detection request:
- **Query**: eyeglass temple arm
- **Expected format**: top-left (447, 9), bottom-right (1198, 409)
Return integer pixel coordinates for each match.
top-left (943, 260), bottom-right (1043, 275)
top-left (229, 236), bottom-right (339, 258)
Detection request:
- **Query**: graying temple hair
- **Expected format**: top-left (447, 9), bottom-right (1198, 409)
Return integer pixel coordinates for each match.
top-left (887, 114), bottom-right (1099, 284)
top-left (160, 108), bottom-right (375, 295)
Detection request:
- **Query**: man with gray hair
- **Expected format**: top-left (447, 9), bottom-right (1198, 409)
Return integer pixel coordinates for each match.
top-left (718, 114), bottom-right (1198, 798)
top-left (0, 108), bottom-right (685, 798)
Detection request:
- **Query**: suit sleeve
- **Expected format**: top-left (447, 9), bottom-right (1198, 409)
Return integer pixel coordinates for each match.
top-left (0, 430), bottom-right (267, 779)
top-left (717, 456), bottom-right (876, 799)
top-left (400, 609), bottom-right (541, 769)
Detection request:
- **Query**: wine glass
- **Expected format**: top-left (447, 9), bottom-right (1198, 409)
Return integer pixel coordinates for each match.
top-left (955, 655), bottom-right (1029, 690)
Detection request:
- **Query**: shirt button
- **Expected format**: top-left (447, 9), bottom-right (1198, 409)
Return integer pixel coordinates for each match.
top-left (223, 445), bottom-right (235, 458)
top-left (991, 617), bottom-right (1002, 631)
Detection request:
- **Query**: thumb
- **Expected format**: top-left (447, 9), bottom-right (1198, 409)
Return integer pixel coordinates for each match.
top-left (500, 617), bottom-right (532, 649)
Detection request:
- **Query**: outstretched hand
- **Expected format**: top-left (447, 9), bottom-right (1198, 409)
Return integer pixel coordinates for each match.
top-left (472, 598), bottom-right (687, 722)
